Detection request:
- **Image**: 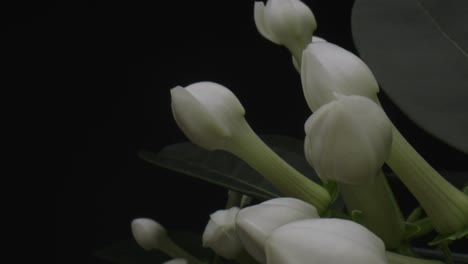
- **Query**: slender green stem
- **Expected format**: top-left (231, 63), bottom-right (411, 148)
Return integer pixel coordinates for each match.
top-left (161, 236), bottom-right (204, 264)
top-left (386, 251), bottom-right (444, 264)
top-left (225, 190), bottom-right (242, 209)
top-left (224, 120), bottom-right (331, 214)
top-left (386, 126), bottom-right (468, 234)
top-left (440, 243), bottom-right (454, 264)
top-left (338, 170), bottom-right (404, 249)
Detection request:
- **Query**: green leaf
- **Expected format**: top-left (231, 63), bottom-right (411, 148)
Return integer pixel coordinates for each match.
top-left (138, 135), bottom-right (321, 200)
top-left (351, 210), bottom-right (364, 224)
top-left (428, 226), bottom-right (468, 246)
top-left (94, 230), bottom-right (211, 264)
top-left (407, 207), bottom-right (423, 223)
top-left (352, 0), bottom-right (468, 154)
top-left (403, 222), bottom-right (422, 240)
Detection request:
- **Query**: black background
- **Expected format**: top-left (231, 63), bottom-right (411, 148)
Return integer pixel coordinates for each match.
top-left (5, 0), bottom-right (464, 263)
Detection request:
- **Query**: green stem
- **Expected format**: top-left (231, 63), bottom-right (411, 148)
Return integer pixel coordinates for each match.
top-left (161, 236), bottom-right (204, 264)
top-left (224, 120), bottom-right (331, 214)
top-left (225, 190), bottom-right (242, 209)
top-left (386, 251), bottom-right (444, 264)
top-left (338, 170), bottom-right (404, 249)
top-left (386, 126), bottom-right (468, 234)
top-left (440, 243), bottom-right (454, 264)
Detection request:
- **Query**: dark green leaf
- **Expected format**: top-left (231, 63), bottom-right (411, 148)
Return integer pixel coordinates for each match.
top-left (138, 135), bottom-right (321, 200)
top-left (94, 230), bottom-right (211, 264)
top-left (352, 0), bottom-right (468, 154)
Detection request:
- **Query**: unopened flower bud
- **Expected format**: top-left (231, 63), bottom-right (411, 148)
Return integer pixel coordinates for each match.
top-left (170, 82), bottom-right (246, 151)
top-left (131, 218), bottom-right (203, 264)
top-left (202, 207), bottom-right (243, 259)
top-left (304, 95), bottom-right (392, 185)
top-left (254, 0), bottom-right (317, 64)
top-left (131, 218), bottom-right (167, 251)
top-left (236, 197), bottom-right (319, 263)
top-left (265, 218), bottom-right (388, 264)
top-left (301, 41), bottom-right (379, 111)
top-left (171, 81), bottom-right (331, 213)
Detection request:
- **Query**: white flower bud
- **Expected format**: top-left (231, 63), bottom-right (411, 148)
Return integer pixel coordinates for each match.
top-left (236, 198), bottom-right (319, 263)
top-left (265, 218), bottom-right (388, 264)
top-left (254, 0), bottom-right (317, 61)
top-left (202, 207), bottom-right (243, 259)
top-left (131, 218), bottom-right (167, 251)
top-left (162, 259), bottom-right (187, 264)
top-left (170, 82), bottom-right (246, 151)
top-left (131, 218), bottom-right (204, 264)
top-left (301, 41), bottom-right (379, 111)
top-left (292, 36), bottom-right (327, 72)
top-left (304, 95), bottom-right (392, 185)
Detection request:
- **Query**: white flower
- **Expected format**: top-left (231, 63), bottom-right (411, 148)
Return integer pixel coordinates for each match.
top-left (265, 218), bottom-right (388, 264)
top-left (131, 218), bottom-right (167, 251)
top-left (301, 41), bottom-right (379, 111)
top-left (236, 197), bottom-right (319, 263)
top-left (170, 82), bottom-right (246, 151)
top-left (304, 95), bottom-right (392, 185)
top-left (162, 259), bottom-right (187, 264)
top-left (202, 207), bottom-right (243, 259)
top-left (254, 0), bottom-right (316, 62)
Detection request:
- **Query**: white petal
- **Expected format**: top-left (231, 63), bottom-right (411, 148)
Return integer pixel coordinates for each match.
top-left (265, 219), bottom-right (388, 264)
top-left (301, 42), bottom-right (379, 111)
top-left (254, 2), bottom-right (281, 44)
top-left (301, 46), bottom-right (337, 111)
top-left (202, 207), bottom-right (243, 259)
top-left (304, 96), bottom-right (392, 185)
top-left (170, 86), bottom-right (228, 150)
top-left (236, 198), bottom-right (319, 263)
top-left (264, 0), bottom-right (316, 49)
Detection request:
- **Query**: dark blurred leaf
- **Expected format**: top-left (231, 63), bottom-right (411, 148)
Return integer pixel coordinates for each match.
top-left (352, 0), bottom-right (468, 154)
top-left (94, 230), bottom-right (211, 264)
top-left (139, 135), bottom-right (322, 200)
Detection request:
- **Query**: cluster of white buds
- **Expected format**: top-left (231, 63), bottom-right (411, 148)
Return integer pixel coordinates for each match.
top-left (131, 200), bottom-right (443, 264)
top-left (199, 197), bottom-right (388, 264)
top-left (130, 0), bottom-right (468, 263)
